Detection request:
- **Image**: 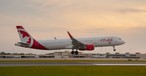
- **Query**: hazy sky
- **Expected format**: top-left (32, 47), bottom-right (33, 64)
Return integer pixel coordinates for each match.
top-left (0, 0), bottom-right (146, 54)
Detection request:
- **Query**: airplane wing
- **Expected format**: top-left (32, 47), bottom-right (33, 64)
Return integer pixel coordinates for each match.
top-left (67, 31), bottom-right (86, 50)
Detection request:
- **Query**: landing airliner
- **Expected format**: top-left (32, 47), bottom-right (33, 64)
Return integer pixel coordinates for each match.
top-left (15, 26), bottom-right (125, 55)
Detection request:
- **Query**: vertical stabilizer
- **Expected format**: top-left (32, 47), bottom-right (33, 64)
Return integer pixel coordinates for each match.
top-left (16, 26), bottom-right (33, 44)
top-left (16, 26), bottom-right (47, 50)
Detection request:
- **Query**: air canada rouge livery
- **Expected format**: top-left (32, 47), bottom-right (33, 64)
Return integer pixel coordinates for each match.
top-left (15, 26), bottom-right (125, 55)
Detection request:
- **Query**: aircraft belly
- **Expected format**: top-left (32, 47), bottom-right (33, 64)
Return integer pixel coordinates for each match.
top-left (43, 42), bottom-right (71, 50)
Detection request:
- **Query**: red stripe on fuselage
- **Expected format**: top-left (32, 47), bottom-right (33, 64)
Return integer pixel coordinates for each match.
top-left (31, 39), bottom-right (48, 50)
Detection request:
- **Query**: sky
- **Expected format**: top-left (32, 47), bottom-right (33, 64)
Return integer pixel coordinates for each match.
top-left (0, 0), bottom-right (146, 54)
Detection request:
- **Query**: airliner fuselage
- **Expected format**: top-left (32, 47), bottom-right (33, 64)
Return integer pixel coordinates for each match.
top-left (15, 26), bottom-right (125, 55)
top-left (35, 37), bottom-right (124, 50)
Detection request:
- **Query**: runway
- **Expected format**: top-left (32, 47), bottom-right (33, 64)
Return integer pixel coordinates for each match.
top-left (1, 62), bottom-right (146, 66)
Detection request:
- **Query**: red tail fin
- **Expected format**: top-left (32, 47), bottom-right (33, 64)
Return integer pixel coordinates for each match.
top-left (16, 26), bottom-right (47, 50)
top-left (16, 26), bottom-right (32, 44)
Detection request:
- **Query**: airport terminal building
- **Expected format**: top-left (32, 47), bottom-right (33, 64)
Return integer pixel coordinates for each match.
top-left (0, 51), bottom-right (146, 59)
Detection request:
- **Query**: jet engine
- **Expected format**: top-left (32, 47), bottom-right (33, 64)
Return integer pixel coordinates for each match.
top-left (79, 44), bottom-right (94, 51)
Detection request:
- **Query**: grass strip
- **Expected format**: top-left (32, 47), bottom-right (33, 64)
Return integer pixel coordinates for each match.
top-left (0, 66), bottom-right (146, 76)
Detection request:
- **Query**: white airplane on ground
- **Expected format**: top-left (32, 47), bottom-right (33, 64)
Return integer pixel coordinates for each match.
top-left (15, 26), bottom-right (125, 55)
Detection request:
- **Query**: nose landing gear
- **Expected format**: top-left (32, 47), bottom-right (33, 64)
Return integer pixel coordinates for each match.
top-left (113, 46), bottom-right (116, 51)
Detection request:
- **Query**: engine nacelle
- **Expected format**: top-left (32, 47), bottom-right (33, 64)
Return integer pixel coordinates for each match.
top-left (79, 44), bottom-right (94, 51)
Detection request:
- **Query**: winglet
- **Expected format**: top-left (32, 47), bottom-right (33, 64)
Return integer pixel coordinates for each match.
top-left (67, 31), bottom-right (74, 39)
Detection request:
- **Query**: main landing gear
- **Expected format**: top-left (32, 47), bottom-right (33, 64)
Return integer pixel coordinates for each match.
top-left (71, 50), bottom-right (79, 55)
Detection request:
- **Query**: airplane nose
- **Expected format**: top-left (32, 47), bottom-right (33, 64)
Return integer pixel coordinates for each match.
top-left (122, 40), bottom-right (125, 44)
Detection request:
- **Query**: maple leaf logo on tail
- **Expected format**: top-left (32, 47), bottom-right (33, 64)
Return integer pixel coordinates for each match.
top-left (19, 30), bottom-right (31, 44)
top-left (16, 26), bottom-right (33, 45)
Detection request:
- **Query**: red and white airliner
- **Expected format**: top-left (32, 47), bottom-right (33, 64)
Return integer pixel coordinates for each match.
top-left (15, 26), bottom-right (125, 55)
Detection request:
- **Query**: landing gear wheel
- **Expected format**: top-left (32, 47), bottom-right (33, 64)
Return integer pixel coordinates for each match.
top-left (75, 51), bottom-right (78, 55)
top-left (71, 51), bottom-right (74, 55)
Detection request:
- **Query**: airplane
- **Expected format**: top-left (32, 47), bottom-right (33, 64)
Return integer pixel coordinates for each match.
top-left (15, 26), bottom-right (125, 55)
